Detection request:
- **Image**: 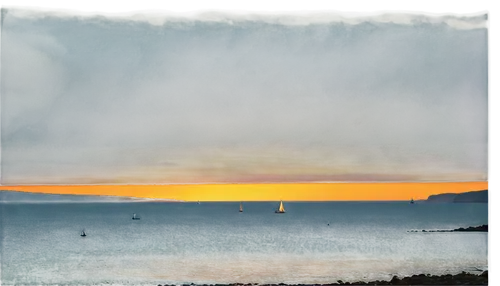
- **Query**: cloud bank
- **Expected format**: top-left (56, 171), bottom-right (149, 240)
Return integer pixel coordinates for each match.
top-left (1, 9), bottom-right (488, 184)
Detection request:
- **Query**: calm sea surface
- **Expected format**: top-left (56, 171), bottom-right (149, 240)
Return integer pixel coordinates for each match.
top-left (0, 202), bottom-right (488, 285)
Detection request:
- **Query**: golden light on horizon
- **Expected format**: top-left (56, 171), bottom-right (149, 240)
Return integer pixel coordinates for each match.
top-left (5, 181), bottom-right (487, 202)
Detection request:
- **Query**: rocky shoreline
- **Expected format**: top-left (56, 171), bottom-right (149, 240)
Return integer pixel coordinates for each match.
top-left (408, 224), bottom-right (488, 233)
top-left (157, 271), bottom-right (488, 286)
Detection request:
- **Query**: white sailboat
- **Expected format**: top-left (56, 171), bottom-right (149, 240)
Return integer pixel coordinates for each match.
top-left (275, 200), bottom-right (286, 214)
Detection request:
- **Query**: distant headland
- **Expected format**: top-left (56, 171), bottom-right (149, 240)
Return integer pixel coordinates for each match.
top-left (0, 190), bottom-right (183, 203)
top-left (425, 190), bottom-right (487, 203)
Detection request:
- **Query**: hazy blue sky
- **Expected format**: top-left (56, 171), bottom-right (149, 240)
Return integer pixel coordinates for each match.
top-left (1, 10), bottom-right (487, 184)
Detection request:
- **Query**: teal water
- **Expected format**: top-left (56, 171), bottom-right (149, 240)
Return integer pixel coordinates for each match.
top-left (0, 202), bottom-right (488, 285)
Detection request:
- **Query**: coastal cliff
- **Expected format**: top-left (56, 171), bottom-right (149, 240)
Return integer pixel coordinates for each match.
top-left (426, 190), bottom-right (487, 203)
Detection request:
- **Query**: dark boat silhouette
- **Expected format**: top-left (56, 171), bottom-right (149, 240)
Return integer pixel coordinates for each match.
top-left (80, 230), bottom-right (87, 237)
top-left (410, 198), bottom-right (415, 204)
top-left (132, 213), bottom-right (140, 220)
top-left (239, 202), bottom-right (243, 213)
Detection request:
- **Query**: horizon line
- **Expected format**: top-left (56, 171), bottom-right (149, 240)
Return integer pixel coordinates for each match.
top-left (0, 189), bottom-right (491, 203)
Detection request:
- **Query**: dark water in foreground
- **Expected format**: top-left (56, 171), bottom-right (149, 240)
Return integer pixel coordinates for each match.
top-left (0, 202), bottom-right (488, 285)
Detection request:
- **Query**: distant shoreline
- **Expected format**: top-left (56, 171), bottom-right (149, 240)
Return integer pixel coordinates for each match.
top-left (0, 190), bottom-right (184, 203)
top-left (156, 271), bottom-right (488, 286)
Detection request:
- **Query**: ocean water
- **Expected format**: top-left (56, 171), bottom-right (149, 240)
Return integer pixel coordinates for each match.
top-left (0, 202), bottom-right (488, 285)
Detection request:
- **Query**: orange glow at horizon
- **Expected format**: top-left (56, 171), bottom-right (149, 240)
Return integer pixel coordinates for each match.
top-left (4, 181), bottom-right (487, 201)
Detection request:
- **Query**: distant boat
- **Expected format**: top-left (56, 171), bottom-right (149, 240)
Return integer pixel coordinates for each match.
top-left (197, 201), bottom-right (201, 205)
top-left (80, 230), bottom-right (87, 237)
top-left (132, 213), bottom-right (140, 220)
top-left (275, 200), bottom-right (286, 214)
top-left (410, 198), bottom-right (415, 204)
top-left (239, 202), bottom-right (243, 213)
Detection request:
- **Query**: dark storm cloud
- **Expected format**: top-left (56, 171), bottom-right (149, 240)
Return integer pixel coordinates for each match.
top-left (2, 8), bottom-right (489, 174)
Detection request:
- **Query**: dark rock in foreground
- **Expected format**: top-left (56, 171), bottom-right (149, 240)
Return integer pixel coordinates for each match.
top-left (159, 271), bottom-right (488, 286)
top-left (408, 224), bottom-right (488, 233)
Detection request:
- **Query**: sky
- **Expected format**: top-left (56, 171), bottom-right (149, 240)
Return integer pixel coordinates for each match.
top-left (0, 9), bottom-right (488, 185)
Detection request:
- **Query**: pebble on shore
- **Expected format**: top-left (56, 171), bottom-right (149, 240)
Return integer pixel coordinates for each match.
top-left (157, 271), bottom-right (488, 286)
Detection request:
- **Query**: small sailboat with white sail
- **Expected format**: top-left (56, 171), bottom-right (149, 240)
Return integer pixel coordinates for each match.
top-left (275, 200), bottom-right (286, 214)
top-left (239, 202), bottom-right (243, 213)
top-left (132, 213), bottom-right (140, 220)
top-left (80, 230), bottom-right (87, 237)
